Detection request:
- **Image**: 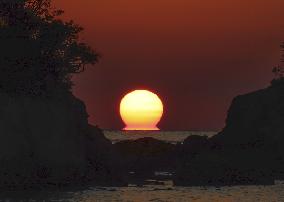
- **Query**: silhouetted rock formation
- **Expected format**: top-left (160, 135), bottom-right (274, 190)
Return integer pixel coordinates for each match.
top-left (213, 81), bottom-right (284, 180)
top-left (85, 125), bottom-right (127, 186)
top-left (0, 0), bottom-right (126, 189)
top-left (174, 82), bottom-right (284, 186)
top-left (0, 91), bottom-right (125, 188)
top-left (176, 135), bottom-right (210, 156)
top-left (114, 137), bottom-right (176, 179)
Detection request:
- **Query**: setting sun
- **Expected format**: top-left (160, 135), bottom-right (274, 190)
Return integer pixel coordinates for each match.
top-left (120, 90), bottom-right (164, 130)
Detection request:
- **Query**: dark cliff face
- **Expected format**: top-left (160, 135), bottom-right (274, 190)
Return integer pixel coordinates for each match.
top-left (217, 83), bottom-right (284, 146)
top-left (174, 81), bottom-right (284, 186)
top-left (217, 82), bottom-right (284, 180)
top-left (84, 125), bottom-right (127, 186)
top-left (0, 92), bottom-right (123, 188)
top-left (0, 92), bottom-right (88, 184)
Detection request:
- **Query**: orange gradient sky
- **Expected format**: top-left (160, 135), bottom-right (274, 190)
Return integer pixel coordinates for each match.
top-left (54, 0), bottom-right (284, 130)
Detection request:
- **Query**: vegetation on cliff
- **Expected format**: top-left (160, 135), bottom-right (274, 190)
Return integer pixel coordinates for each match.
top-left (0, 0), bottom-right (98, 96)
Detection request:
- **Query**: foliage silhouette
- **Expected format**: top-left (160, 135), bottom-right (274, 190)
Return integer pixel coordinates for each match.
top-left (281, 42), bottom-right (284, 63)
top-left (271, 43), bottom-right (284, 86)
top-left (0, 0), bottom-right (98, 96)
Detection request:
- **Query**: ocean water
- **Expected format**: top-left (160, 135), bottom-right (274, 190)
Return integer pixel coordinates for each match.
top-left (2, 182), bottom-right (284, 201)
top-left (2, 131), bottom-right (284, 201)
top-left (104, 130), bottom-right (217, 144)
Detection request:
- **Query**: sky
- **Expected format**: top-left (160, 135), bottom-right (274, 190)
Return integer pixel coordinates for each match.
top-left (54, 0), bottom-right (284, 131)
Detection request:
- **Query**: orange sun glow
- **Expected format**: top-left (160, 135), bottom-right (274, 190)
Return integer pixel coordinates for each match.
top-left (120, 90), bottom-right (164, 130)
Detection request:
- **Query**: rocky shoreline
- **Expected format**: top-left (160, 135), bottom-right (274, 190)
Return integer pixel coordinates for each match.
top-left (113, 80), bottom-right (284, 187)
top-left (1, 80), bottom-right (284, 189)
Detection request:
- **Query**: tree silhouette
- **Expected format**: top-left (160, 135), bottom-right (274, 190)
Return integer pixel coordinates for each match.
top-left (272, 43), bottom-right (284, 84)
top-left (0, 0), bottom-right (98, 96)
top-left (272, 65), bottom-right (284, 79)
top-left (281, 42), bottom-right (284, 63)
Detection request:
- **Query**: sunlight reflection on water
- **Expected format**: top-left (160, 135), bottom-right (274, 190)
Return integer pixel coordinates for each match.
top-left (1, 184), bottom-right (284, 202)
top-left (69, 184), bottom-right (284, 202)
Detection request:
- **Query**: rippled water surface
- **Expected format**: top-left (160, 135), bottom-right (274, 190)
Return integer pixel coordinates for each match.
top-left (104, 130), bottom-right (216, 144)
top-left (1, 183), bottom-right (284, 202)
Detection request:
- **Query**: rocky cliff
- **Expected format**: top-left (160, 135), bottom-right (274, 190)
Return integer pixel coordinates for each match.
top-left (0, 91), bottom-right (124, 188)
top-left (174, 81), bottom-right (284, 186)
top-left (216, 81), bottom-right (284, 147)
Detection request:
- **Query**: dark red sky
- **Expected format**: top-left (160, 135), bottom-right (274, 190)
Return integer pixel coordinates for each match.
top-left (54, 0), bottom-right (284, 131)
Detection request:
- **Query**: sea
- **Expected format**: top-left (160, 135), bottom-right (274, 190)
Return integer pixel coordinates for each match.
top-left (2, 130), bottom-right (284, 202)
top-left (103, 130), bottom-right (217, 144)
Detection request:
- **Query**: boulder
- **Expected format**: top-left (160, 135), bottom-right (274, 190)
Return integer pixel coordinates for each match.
top-left (84, 125), bottom-right (127, 186)
top-left (114, 137), bottom-right (176, 177)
